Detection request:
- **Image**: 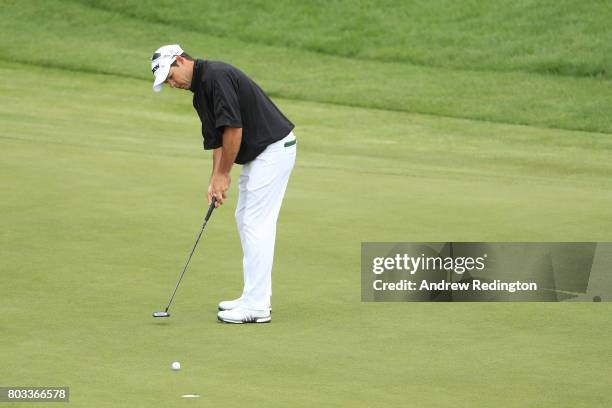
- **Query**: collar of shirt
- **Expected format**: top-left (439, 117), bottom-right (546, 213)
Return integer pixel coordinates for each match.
top-left (190, 59), bottom-right (205, 93)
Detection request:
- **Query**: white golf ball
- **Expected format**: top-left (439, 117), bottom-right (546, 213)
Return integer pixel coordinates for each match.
top-left (171, 361), bottom-right (181, 371)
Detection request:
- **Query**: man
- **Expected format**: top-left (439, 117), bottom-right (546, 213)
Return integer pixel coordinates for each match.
top-left (151, 44), bottom-right (296, 324)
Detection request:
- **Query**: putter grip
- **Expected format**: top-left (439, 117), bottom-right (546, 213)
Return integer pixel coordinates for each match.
top-left (205, 197), bottom-right (216, 221)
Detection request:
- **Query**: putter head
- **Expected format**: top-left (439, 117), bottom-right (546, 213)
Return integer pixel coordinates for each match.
top-left (152, 311), bottom-right (170, 318)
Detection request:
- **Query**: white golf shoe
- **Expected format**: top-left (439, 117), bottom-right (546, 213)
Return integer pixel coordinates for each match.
top-left (218, 298), bottom-right (271, 312)
top-left (217, 307), bottom-right (271, 324)
top-left (218, 298), bottom-right (243, 311)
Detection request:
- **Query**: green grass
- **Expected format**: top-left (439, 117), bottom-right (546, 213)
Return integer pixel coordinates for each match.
top-left (75, 0), bottom-right (612, 78)
top-left (2, 60), bottom-right (611, 407)
top-left (1, 1), bottom-right (612, 407)
top-left (1, 0), bottom-right (612, 133)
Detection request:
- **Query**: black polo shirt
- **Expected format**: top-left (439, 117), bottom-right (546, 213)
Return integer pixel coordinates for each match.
top-left (190, 59), bottom-right (294, 164)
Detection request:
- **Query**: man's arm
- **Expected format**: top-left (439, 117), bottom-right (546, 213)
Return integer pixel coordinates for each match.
top-left (208, 127), bottom-right (242, 206)
top-left (211, 147), bottom-right (221, 177)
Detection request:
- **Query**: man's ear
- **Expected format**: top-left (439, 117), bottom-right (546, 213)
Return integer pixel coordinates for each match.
top-left (175, 55), bottom-right (186, 65)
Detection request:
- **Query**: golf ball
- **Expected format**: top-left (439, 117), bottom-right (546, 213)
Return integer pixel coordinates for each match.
top-left (171, 361), bottom-right (181, 371)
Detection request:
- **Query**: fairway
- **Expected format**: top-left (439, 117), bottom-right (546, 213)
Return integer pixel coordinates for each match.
top-left (2, 1), bottom-right (611, 407)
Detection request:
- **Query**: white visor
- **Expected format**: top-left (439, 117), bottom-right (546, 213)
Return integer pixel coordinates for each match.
top-left (152, 63), bottom-right (172, 92)
top-left (151, 44), bottom-right (184, 92)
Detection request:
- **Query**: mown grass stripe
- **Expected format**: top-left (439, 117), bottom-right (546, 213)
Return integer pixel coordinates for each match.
top-left (3, 1), bottom-right (611, 134)
top-left (72, 0), bottom-right (612, 79)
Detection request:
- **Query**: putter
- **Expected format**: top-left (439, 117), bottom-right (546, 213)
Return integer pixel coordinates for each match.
top-left (153, 197), bottom-right (217, 318)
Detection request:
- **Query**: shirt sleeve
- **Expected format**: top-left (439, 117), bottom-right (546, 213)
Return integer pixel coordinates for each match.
top-left (212, 72), bottom-right (243, 129)
top-left (202, 123), bottom-right (222, 150)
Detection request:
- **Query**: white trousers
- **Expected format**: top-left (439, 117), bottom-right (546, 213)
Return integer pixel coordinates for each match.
top-left (235, 132), bottom-right (296, 310)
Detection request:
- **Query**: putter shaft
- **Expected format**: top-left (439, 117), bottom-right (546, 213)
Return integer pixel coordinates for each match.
top-left (158, 198), bottom-right (217, 316)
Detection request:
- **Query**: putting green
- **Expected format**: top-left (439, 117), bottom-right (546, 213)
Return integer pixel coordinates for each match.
top-left (2, 60), bottom-right (611, 407)
top-left (1, 1), bottom-right (611, 406)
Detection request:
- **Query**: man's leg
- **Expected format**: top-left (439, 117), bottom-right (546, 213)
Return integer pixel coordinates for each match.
top-left (217, 168), bottom-right (250, 311)
top-left (235, 166), bottom-right (250, 295)
top-left (218, 132), bottom-right (296, 321)
top-left (239, 133), bottom-right (296, 310)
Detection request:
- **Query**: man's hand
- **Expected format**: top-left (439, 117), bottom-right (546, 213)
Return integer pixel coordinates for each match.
top-left (208, 172), bottom-right (231, 207)
top-left (208, 127), bottom-right (242, 208)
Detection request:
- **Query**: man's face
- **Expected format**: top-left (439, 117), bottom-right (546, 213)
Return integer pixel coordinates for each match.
top-left (166, 56), bottom-right (194, 90)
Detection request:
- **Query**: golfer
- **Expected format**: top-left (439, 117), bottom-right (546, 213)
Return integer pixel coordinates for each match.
top-left (150, 44), bottom-right (296, 323)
